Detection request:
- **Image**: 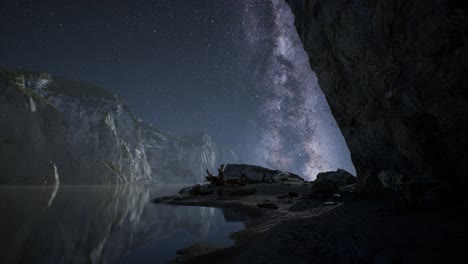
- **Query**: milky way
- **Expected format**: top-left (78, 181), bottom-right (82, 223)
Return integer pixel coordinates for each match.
top-left (238, 0), bottom-right (355, 179)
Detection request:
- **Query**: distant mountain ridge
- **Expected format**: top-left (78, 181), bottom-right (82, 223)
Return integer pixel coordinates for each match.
top-left (0, 69), bottom-right (237, 184)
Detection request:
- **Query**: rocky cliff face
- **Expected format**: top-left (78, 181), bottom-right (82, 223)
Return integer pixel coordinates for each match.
top-left (285, 0), bottom-right (468, 196)
top-left (141, 127), bottom-right (238, 183)
top-left (0, 69), bottom-right (236, 184)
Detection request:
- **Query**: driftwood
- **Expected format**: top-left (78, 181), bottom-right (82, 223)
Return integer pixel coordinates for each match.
top-left (205, 166), bottom-right (225, 186)
top-left (205, 165), bottom-right (246, 186)
top-left (218, 165), bottom-right (225, 183)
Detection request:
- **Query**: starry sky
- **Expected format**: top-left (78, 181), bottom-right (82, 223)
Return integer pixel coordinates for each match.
top-left (0, 0), bottom-right (355, 179)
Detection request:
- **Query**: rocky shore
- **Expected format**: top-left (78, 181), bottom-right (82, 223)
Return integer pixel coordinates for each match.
top-left (153, 165), bottom-right (468, 263)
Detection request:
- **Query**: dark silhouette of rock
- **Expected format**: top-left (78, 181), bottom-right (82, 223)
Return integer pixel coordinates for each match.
top-left (316, 169), bottom-right (356, 187)
top-left (223, 164), bottom-right (304, 184)
top-left (377, 171), bottom-right (461, 209)
top-left (285, 0), bottom-right (468, 199)
top-left (310, 179), bottom-right (340, 198)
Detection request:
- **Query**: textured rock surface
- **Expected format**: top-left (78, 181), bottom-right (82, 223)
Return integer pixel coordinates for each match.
top-left (0, 69), bottom-right (237, 184)
top-left (285, 0), bottom-right (468, 195)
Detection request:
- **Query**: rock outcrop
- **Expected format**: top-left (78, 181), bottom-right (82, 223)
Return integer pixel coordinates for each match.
top-left (316, 169), bottom-right (356, 187)
top-left (310, 179), bottom-right (340, 198)
top-left (223, 164), bottom-right (305, 183)
top-left (285, 0), bottom-right (468, 197)
top-left (0, 69), bottom-right (237, 184)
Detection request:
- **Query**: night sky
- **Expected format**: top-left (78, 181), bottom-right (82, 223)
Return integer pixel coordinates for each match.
top-left (0, 0), bottom-right (355, 179)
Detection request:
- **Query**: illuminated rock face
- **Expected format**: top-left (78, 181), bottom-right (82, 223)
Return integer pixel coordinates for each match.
top-left (0, 69), bottom-right (235, 184)
top-left (285, 0), bottom-right (468, 195)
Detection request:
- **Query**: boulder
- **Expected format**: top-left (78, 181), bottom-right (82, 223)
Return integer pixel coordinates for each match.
top-left (272, 172), bottom-right (305, 183)
top-left (316, 169), bottom-right (356, 187)
top-left (310, 179), bottom-right (340, 198)
top-left (223, 164), bottom-right (304, 184)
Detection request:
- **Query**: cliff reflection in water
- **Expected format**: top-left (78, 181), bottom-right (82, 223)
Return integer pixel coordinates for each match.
top-left (0, 184), bottom-right (244, 263)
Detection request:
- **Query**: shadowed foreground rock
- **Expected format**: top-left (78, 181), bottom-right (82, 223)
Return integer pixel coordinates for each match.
top-left (153, 172), bottom-right (468, 264)
top-left (310, 178), bottom-right (340, 198)
top-left (316, 169), bottom-right (356, 187)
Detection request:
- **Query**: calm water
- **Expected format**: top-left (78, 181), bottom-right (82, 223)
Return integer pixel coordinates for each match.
top-left (0, 184), bottom-right (246, 264)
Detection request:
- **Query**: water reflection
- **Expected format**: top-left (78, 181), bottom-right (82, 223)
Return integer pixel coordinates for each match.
top-left (0, 185), bottom-right (245, 264)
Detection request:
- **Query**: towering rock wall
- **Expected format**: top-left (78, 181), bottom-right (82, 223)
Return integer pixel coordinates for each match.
top-left (0, 69), bottom-right (236, 184)
top-left (285, 0), bottom-right (468, 195)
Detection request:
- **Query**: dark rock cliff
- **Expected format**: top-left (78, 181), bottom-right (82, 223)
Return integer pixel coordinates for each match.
top-left (0, 69), bottom-right (237, 184)
top-left (285, 0), bottom-right (468, 196)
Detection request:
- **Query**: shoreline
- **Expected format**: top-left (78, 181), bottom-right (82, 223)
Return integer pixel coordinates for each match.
top-left (153, 182), bottom-right (345, 263)
top-left (153, 183), bottom-right (468, 264)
